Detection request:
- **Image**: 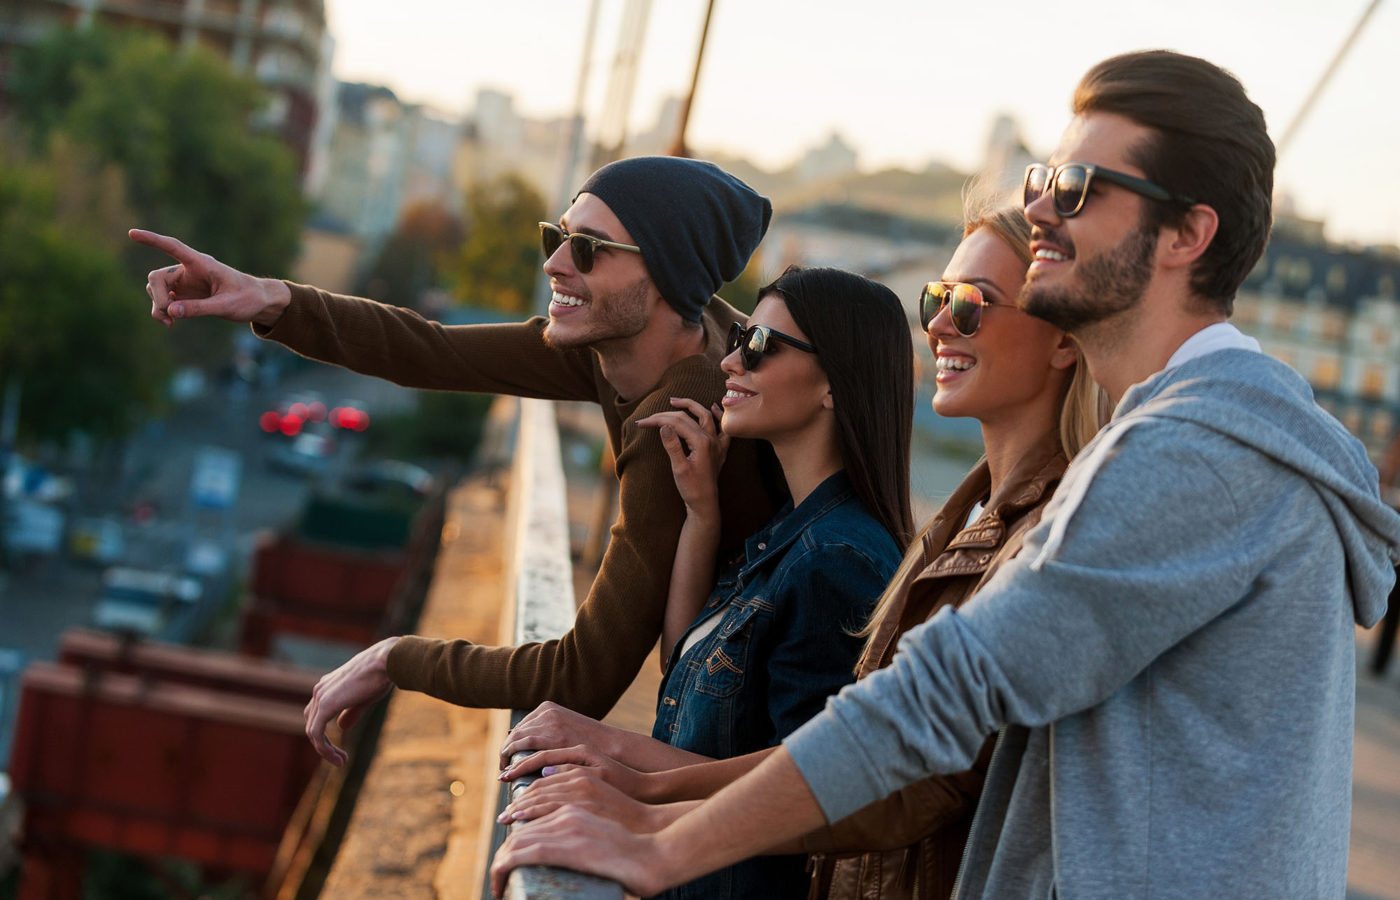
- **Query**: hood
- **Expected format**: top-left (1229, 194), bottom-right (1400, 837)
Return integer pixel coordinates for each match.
top-left (1032, 349), bottom-right (1400, 626)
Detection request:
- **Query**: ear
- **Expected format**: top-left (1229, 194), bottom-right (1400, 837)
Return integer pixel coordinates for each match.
top-left (1159, 204), bottom-right (1218, 271)
top-left (1048, 332), bottom-right (1079, 371)
top-left (822, 385), bottom-right (835, 410)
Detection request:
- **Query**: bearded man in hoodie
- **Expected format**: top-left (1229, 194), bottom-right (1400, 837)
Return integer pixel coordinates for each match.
top-left (491, 51), bottom-right (1400, 900)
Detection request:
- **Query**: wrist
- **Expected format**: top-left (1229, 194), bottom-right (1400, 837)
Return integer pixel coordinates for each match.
top-left (636, 768), bottom-right (663, 804)
top-left (373, 636), bottom-right (402, 674)
top-left (254, 277), bottom-right (292, 328)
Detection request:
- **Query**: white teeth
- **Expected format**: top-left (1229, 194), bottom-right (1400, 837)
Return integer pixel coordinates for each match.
top-left (1035, 249), bottom-right (1069, 262)
top-left (552, 291), bottom-right (586, 307)
top-left (936, 357), bottom-right (974, 372)
top-left (725, 389), bottom-right (753, 399)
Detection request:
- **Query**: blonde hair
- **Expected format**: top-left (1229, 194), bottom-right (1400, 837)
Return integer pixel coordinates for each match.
top-left (853, 199), bottom-right (1108, 653)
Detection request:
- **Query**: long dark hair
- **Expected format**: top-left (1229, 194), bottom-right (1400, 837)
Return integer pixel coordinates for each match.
top-left (760, 265), bottom-right (915, 547)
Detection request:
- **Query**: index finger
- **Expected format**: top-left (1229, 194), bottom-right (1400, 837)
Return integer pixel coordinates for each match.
top-left (128, 228), bottom-right (201, 265)
top-left (667, 397), bottom-right (718, 432)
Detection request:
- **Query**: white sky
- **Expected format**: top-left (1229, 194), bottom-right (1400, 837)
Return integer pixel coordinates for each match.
top-left (324, 0), bottom-right (1399, 249)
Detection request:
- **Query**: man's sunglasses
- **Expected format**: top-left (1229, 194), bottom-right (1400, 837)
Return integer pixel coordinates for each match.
top-left (1023, 163), bottom-right (1195, 218)
top-left (919, 281), bottom-right (995, 337)
top-left (539, 222), bottom-right (641, 273)
top-left (726, 322), bottom-right (817, 370)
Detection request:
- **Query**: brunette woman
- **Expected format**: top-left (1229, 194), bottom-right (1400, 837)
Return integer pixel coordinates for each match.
top-left (502, 265), bottom-right (917, 899)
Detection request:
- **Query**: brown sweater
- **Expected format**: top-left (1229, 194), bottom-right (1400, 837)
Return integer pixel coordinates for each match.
top-left (803, 430), bottom-right (1067, 900)
top-left (257, 284), bottom-right (775, 718)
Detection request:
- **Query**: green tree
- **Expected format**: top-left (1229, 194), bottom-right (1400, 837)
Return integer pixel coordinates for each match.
top-left (358, 200), bottom-right (464, 309)
top-left (0, 148), bottom-right (168, 443)
top-left (716, 254), bottom-right (767, 315)
top-left (12, 25), bottom-right (306, 276)
top-left (452, 174), bottom-right (547, 313)
top-left (8, 24), bottom-right (308, 378)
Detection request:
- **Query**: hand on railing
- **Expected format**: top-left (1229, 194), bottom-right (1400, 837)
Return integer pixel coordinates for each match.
top-left (498, 743), bottom-right (648, 801)
top-left (497, 766), bottom-right (670, 833)
top-left (490, 807), bottom-right (667, 899)
top-left (498, 700), bottom-right (625, 769)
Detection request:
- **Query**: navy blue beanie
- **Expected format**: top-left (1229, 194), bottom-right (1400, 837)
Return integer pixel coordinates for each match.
top-left (576, 157), bottom-right (772, 322)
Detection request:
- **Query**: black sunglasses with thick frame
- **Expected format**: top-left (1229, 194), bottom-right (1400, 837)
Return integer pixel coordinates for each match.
top-left (1023, 162), bottom-right (1196, 218)
top-left (726, 321), bottom-right (817, 370)
top-left (539, 222), bottom-right (642, 273)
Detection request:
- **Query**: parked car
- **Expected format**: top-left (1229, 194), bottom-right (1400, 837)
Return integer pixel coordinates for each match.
top-left (267, 431), bottom-right (337, 476)
top-left (68, 517), bottom-right (126, 565)
top-left (345, 460), bottom-right (435, 499)
top-left (92, 567), bottom-right (203, 638)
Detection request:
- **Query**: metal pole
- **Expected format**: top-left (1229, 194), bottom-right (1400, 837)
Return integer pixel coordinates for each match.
top-left (1276, 0), bottom-right (1384, 157)
top-left (0, 377), bottom-right (19, 568)
top-left (668, 0), bottom-right (717, 158)
top-left (533, 0), bottom-right (604, 315)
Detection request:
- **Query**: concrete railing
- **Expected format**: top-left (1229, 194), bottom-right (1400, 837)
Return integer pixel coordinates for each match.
top-left (481, 398), bottom-right (624, 900)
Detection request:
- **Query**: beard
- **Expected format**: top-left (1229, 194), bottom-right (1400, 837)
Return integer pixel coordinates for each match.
top-left (1020, 224), bottom-right (1156, 334)
top-left (542, 275), bottom-right (653, 351)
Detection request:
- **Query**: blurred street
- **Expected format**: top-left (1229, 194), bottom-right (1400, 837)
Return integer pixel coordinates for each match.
top-left (0, 351), bottom-right (419, 766)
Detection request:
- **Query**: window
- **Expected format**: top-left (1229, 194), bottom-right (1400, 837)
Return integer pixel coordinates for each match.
top-left (1312, 357), bottom-right (1341, 390)
top-left (1362, 367), bottom-right (1386, 399)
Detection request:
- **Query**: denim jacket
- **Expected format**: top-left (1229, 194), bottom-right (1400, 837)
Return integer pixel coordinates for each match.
top-left (650, 470), bottom-right (902, 900)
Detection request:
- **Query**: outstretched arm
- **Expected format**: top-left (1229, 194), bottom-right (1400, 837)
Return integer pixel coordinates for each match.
top-left (131, 229), bottom-right (290, 327)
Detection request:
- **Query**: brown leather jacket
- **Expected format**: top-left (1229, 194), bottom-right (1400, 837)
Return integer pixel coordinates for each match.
top-left (803, 431), bottom-right (1067, 900)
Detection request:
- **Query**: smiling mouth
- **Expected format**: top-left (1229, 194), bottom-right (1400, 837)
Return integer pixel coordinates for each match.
top-left (551, 290), bottom-right (587, 308)
top-left (723, 384), bottom-right (756, 406)
top-left (936, 356), bottom-right (975, 373)
top-left (1034, 249), bottom-right (1071, 262)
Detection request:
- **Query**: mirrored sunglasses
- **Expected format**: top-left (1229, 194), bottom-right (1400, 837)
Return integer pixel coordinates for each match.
top-left (726, 322), bottom-right (817, 370)
top-left (919, 281), bottom-right (992, 337)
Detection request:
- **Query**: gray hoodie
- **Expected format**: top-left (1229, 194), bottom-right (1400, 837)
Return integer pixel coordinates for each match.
top-left (786, 348), bottom-right (1400, 899)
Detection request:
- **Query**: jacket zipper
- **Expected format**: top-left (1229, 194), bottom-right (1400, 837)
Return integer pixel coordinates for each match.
top-left (950, 727), bottom-right (1006, 900)
top-left (805, 852), bottom-right (826, 900)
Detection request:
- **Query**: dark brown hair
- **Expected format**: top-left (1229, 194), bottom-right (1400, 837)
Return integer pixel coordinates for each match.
top-left (761, 266), bottom-right (915, 547)
top-left (1073, 50), bottom-right (1275, 315)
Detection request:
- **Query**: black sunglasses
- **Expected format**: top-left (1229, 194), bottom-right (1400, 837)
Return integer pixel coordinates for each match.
top-left (539, 222), bottom-right (641, 273)
top-left (726, 322), bottom-right (817, 370)
top-left (1023, 163), bottom-right (1195, 218)
top-left (919, 281), bottom-right (995, 337)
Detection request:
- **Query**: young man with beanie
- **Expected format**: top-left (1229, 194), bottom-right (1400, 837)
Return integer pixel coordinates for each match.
top-left (131, 156), bottom-right (775, 765)
top-left (491, 52), bottom-right (1400, 899)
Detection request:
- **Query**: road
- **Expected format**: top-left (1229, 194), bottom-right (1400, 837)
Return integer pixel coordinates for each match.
top-left (0, 350), bottom-right (420, 766)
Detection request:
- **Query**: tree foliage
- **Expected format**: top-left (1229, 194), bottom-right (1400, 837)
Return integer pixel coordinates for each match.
top-left (452, 174), bottom-right (548, 314)
top-left (11, 26), bottom-right (307, 276)
top-left (0, 25), bottom-right (311, 442)
top-left (716, 254), bottom-right (766, 315)
top-left (358, 200), bottom-right (464, 309)
top-left (0, 149), bottom-right (169, 442)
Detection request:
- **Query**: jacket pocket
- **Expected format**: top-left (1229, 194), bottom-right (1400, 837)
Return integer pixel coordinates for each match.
top-left (694, 600), bottom-right (763, 698)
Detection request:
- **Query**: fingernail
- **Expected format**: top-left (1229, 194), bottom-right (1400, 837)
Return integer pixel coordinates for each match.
top-left (497, 811), bottom-right (510, 823)
top-left (541, 766), bottom-right (557, 776)
top-left (170, 304), bottom-right (183, 318)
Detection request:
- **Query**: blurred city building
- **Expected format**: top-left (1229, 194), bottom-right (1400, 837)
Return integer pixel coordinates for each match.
top-left (1235, 208), bottom-right (1400, 454)
top-left (453, 87), bottom-right (571, 203)
top-left (310, 82), bottom-right (459, 255)
top-left (0, 0), bottom-right (332, 178)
